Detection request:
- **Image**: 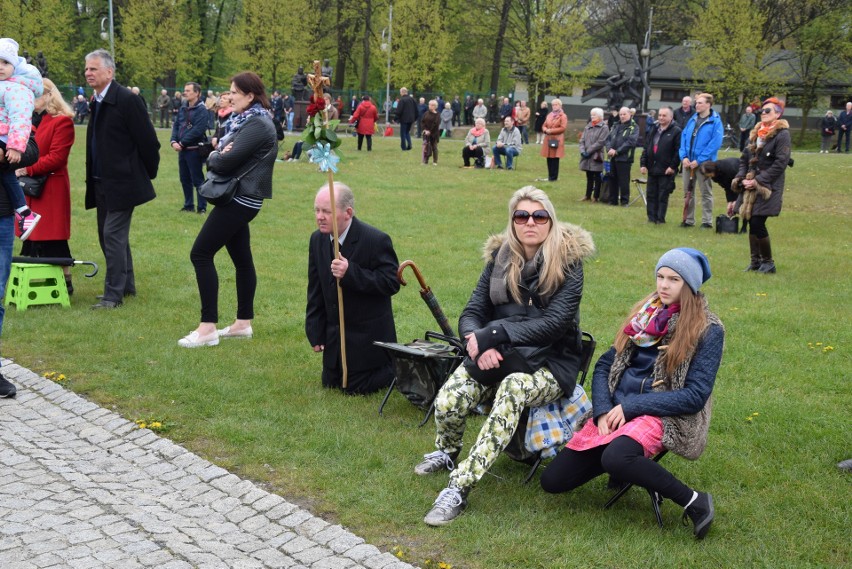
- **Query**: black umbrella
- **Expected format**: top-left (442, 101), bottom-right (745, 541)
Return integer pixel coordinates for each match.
top-left (12, 257), bottom-right (99, 277)
top-left (397, 260), bottom-right (455, 337)
top-left (682, 169), bottom-right (695, 224)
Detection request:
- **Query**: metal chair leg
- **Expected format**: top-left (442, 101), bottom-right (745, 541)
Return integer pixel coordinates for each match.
top-left (418, 401), bottom-right (436, 427)
top-left (523, 455), bottom-right (543, 484)
top-left (378, 377), bottom-right (398, 416)
top-left (649, 489), bottom-right (664, 528)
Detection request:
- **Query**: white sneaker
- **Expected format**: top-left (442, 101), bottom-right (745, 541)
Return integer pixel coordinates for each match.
top-left (178, 330), bottom-right (220, 348)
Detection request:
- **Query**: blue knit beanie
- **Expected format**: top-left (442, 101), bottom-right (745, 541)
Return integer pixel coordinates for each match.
top-left (655, 248), bottom-right (711, 293)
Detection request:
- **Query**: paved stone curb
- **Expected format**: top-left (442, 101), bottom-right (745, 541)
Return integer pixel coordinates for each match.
top-left (0, 360), bottom-right (418, 569)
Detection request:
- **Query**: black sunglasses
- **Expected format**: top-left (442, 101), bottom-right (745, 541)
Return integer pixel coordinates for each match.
top-left (761, 107), bottom-right (775, 115)
top-left (512, 209), bottom-right (551, 225)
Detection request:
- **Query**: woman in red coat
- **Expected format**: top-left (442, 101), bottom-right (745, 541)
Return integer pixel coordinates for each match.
top-left (539, 98), bottom-right (568, 182)
top-left (349, 95), bottom-right (378, 151)
top-left (15, 78), bottom-right (75, 293)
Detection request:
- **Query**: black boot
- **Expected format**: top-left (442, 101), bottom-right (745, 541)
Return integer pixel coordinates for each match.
top-left (757, 237), bottom-right (776, 273)
top-left (744, 234), bottom-right (761, 271)
top-left (65, 275), bottom-right (74, 296)
top-left (682, 492), bottom-right (714, 539)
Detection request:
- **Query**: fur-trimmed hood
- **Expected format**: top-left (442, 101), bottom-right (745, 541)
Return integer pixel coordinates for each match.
top-left (748, 119), bottom-right (789, 144)
top-left (481, 221), bottom-right (596, 264)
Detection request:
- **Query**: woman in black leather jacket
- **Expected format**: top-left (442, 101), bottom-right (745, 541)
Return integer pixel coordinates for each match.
top-left (414, 186), bottom-right (595, 526)
top-left (178, 72), bottom-right (277, 348)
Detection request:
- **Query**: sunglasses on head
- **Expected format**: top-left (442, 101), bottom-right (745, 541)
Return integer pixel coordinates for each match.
top-left (512, 209), bottom-right (551, 225)
top-left (761, 107), bottom-right (775, 115)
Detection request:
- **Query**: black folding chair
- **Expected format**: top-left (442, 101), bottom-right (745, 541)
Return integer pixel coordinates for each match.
top-left (603, 450), bottom-right (669, 527)
top-left (505, 331), bottom-right (597, 483)
top-left (375, 332), bottom-right (464, 426)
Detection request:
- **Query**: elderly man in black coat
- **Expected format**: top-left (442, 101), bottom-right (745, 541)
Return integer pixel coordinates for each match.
top-left (84, 49), bottom-right (160, 309)
top-left (306, 183), bottom-right (400, 394)
top-left (639, 106), bottom-right (681, 224)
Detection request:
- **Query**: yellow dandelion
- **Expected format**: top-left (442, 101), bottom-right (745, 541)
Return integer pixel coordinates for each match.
top-left (44, 371), bottom-right (56, 379)
top-left (57, 374), bottom-right (66, 381)
top-left (823, 346), bottom-right (834, 352)
top-left (150, 422), bottom-right (162, 429)
top-left (816, 342), bottom-right (823, 346)
top-left (138, 422), bottom-right (147, 429)
top-left (395, 551), bottom-right (404, 559)
top-left (752, 412), bottom-right (759, 416)
top-left (746, 417), bottom-right (753, 422)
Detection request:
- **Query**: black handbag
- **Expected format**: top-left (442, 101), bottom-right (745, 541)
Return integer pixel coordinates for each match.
top-left (716, 214), bottom-right (739, 234)
top-left (196, 141), bottom-right (214, 161)
top-left (464, 346), bottom-right (536, 386)
top-left (548, 138), bottom-right (559, 149)
top-left (18, 175), bottom-right (48, 198)
top-left (199, 144), bottom-right (274, 206)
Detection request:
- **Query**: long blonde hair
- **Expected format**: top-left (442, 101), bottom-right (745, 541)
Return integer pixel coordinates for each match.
top-left (502, 186), bottom-right (582, 303)
top-left (40, 79), bottom-right (74, 118)
top-left (613, 286), bottom-right (709, 375)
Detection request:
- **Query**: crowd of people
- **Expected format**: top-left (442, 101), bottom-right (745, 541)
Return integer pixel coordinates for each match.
top-left (0, 38), bottom-right (842, 543)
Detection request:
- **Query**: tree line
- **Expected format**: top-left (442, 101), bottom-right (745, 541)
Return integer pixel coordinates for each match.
top-left (2, 0), bottom-right (849, 132)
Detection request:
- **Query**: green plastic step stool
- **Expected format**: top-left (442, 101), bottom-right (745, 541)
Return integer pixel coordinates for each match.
top-left (5, 263), bottom-right (70, 311)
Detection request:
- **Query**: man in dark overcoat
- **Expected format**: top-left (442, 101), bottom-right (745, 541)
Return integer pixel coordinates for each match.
top-left (84, 49), bottom-right (160, 309)
top-left (306, 183), bottom-right (400, 394)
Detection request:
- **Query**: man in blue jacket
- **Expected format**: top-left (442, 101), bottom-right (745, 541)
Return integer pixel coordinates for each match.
top-left (678, 93), bottom-right (723, 228)
top-left (170, 82), bottom-right (209, 214)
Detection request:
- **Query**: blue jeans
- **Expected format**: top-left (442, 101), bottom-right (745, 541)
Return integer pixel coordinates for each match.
top-left (400, 122), bottom-right (413, 150)
top-left (287, 111), bottom-right (294, 132)
top-left (179, 149), bottom-right (207, 211)
top-left (0, 215), bottom-right (15, 345)
top-left (519, 125), bottom-right (529, 144)
top-left (492, 146), bottom-right (519, 169)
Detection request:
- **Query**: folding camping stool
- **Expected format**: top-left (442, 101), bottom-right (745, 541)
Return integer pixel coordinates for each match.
top-left (375, 332), bottom-right (464, 426)
top-left (629, 178), bottom-right (648, 207)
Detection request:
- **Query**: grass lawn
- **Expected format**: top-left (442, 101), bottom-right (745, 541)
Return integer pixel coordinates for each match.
top-left (6, 126), bottom-right (850, 568)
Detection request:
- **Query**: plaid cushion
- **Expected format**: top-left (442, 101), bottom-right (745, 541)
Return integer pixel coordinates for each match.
top-left (525, 385), bottom-right (592, 458)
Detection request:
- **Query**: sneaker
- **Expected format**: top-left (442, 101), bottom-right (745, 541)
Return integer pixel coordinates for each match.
top-left (424, 486), bottom-right (467, 526)
top-left (700, 223), bottom-right (713, 229)
top-left (682, 492), bottom-right (714, 539)
top-left (17, 211), bottom-right (41, 241)
top-left (680, 222), bottom-right (693, 228)
top-left (414, 450), bottom-right (458, 475)
top-left (0, 373), bottom-right (16, 398)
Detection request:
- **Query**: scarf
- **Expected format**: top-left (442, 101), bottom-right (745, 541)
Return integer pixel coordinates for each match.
top-left (756, 120), bottom-right (777, 148)
top-left (549, 109), bottom-right (563, 119)
top-left (469, 126), bottom-right (486, 137)
top-left (590, 118), bottom-right (600, 126)
top-left (224, 103), bottom-right (269, 138)
top-left (622, 294), bottom-right (680, 347)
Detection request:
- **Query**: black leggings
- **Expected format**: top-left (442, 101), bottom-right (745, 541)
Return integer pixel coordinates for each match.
top-left (462, 146), bottom-right (484, 166)
top-left (748, 214), bottom-right (769, 239)
top-left (357, 134), bottom-right (373, 151)
top-left (540, 436), bottom-right (694, 507)
top-left (585, 170), bottom-right (601, 199)
top-left (190, 201), bottom-right (259, 323)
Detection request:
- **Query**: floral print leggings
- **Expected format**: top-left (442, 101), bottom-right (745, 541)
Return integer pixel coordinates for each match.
top-left (434, 366), bottom-right (563, 491)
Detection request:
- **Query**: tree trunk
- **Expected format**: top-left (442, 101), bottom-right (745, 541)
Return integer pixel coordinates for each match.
top-left (360, 0), bottom-right (371, 91)
top-left (489, 0), bottom-right (512, 94)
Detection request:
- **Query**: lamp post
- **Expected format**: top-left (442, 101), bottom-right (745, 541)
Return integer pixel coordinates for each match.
top-left (99, 0), bottom-right (115, 56)
top-left (380, 4), bottom-right (393, 123)
top-left (639, 7), bottom-right (653, 113)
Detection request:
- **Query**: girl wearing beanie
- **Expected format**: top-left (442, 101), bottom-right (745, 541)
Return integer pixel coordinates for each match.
top-left (541, 247), bottom-right (724, 540)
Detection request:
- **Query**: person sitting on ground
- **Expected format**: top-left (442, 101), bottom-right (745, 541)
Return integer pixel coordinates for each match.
top-left (461, 118), bottom-right (491, 168)
top-left (541, 247), bottom-right (723, 540)
top-left (415, 186), bottom-right (594, 526)
top-left (492, 116), bottom-right (522, 170)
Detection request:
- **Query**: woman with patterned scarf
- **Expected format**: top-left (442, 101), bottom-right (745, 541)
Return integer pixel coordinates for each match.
top-left (178, 72), bottom-right (278, 348)
top-left (731, 97), bottom-right (791, 274)
top-left (541, 248), bottom-right (724, 540)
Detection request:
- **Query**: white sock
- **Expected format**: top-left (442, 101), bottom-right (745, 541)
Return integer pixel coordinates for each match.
top-left (684, 491), bottom-right (699, 509)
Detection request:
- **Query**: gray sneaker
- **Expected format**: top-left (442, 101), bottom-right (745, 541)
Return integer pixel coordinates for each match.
top-left (424, 487), bottom-right (467, 526)
top-left (414, 450), bottom-right (457, 476)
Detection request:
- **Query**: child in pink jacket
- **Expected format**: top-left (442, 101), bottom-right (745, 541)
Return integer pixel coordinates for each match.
top-left (0, 38), bottom-right (44, 240)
